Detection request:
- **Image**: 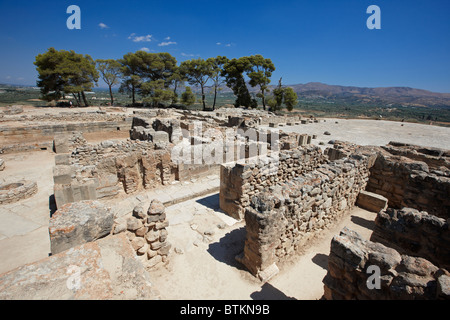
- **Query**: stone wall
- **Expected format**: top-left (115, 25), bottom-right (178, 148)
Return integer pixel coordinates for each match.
top-left (0, 180), bottom-right (38, 205)
top-left (237, 149), bottom-right (376, 280)
top-left (371, 207), bottom-right (450, 270)
top-left (323, 227), bottom-right (450, 300)
top-left (52, 132), bottom-right (179, 208)
top-left (0, 118), bottom-right (131, 140)
top-left (220, 145), bottom-right (326, 220)
top-left (366, 152), bottom-right (450, 219)
top-left (113, 200), bottom-right (171, 269)
top-left (382, 142), bottom-right (450, 170)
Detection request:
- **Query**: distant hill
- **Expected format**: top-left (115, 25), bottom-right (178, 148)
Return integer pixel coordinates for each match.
top-left (286, 82), bottom-right (450, 108)
top-left (193, 82), bottom-right (450, 108)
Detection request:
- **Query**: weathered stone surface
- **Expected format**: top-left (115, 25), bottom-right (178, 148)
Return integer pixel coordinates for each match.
top-left (0, 159), bottom-right (4, 171)
top-left (49, 201), bottom-right (114, 255)
top-left (0, 234), bottom-right (156, 300)
top-left (371, 207), bottom-right (450, 270)
top-left (366, 148), bottom-right (450, 219)
top-left (356, 190), bottom-right (388, 213)
top-left (53, 135), bottom-right (70, 154)
top-left (323, 228), bottom-right (449, 300)
top-left (53, 165), bottom-right (73, 184)
top-left (133, 205), bottom-right (147, 220)
top-left (148, 199), bottom-right (165, 215)
top-left (127, 216), bottom-right (143, 231)
top-left (437, 274), bottom-right (450, 299)
top-left (237, 146), bottom-right (374, 277)
top-left (0, 180), bottom-right (38, 205)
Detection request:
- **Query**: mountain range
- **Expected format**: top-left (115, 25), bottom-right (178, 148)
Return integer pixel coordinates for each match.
top-left (206, 82), bottom-right (450, 108)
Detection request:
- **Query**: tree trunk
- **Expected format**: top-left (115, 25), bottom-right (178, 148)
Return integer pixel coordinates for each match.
top-left (212, 85), bottom-right (218, 111)
top-left (81, 91), bottom-right (89, 107)
top-left (201, 85), bottom-right (206, 111)
top-left (72, 93), bottom-right (80, 107)
top-left (261, 87), bottom-right (266, 110)
top-left (173, 81), bottom-right (178, 97)
top-left (109, 86), bottom-right (114, 106)
top-left (77, 92), bottom-right (82, 106)
top-left (132, 85), bottom-right (136, 105)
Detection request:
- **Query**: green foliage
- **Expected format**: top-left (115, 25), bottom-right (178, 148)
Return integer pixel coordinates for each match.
top-left (283, 87), bottom-right (298, 112)
top-left (181, 86), bottom-right (196, 106)
top-left (141, 79), bottom-right (175, 107)
top-left (222, 57), bottom-right (256, 108)
top-left (34, 48), bottom-right (99, 106)
top-left (179, 58), bottom-right (213, 111)
top-left (118, 51), bottom-right (177, 105)
top-left (246, 55), bottom-right (275, 110)
top-left (207, 56), bottom-right (229, 110)
top-left (266, 78), bottom-right (298, 112)
top-left (96, 59), bottom-right (121, 105)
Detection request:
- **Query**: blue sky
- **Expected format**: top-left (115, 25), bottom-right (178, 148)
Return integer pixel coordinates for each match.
top-left (0, 0), bottom-right (449, 92)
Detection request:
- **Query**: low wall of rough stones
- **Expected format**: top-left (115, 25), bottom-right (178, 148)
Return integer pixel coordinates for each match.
top-left (220, 145), bottom-right (326, 220)
top-left (366, 151), bottom-right (450, 219)
top-left (371, 207), bottom-right (450, 270)
top-left (323, 227), bottom-right (450, 300)
top-left (112, 200), bottom-right (171, 269)
top-left (238, 148), bottom-right (377, 279)
top-left (0, 180), bottom-right (38, 205)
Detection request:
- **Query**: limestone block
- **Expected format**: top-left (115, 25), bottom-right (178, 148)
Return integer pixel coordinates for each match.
top-left (151, 131), bottom-right (169, 144)
top-left (53, 135), bottom-right (70, 154)
top-left (257, 263), bottom-right (279, 283)
top-left (49, 200), bottom-right (114, 255)
top-left (53, 165), bottom-right (73, 184)
top-left (55, 153), bottom-right (71, 165)
top-left (0, 233), bottom-right (156, 300)
top-left (356, 190), bottom-right (388, 213)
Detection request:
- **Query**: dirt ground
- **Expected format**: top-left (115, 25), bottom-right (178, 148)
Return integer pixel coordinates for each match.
top-left (149, 195), bottom-right (376, 300)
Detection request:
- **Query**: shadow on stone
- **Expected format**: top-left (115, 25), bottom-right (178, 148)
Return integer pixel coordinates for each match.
top-left (207, 226), bottom-right (246, 270)
top-left (49, 194), bottom-right (57, 218)
top-left (350, 215), bottom-right (376, 231)
top-left (196, 193), bottom-right (220, 211)
top-left (312, 253), bottom-right (329, 270)
top-left (250, 283), bottom-right (297, 300)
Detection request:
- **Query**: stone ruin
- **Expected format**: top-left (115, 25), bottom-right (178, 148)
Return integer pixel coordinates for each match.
top-left (0, 180), bottom-right (38, 205)
top-left (51, 109), bottom-right (313, 210)
top-left (0, 105), bottom-right (448, 300)
top-left (218, 139), bottom-right (449, 299)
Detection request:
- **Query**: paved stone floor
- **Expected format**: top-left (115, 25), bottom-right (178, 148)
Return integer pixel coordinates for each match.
top-left (262, 118), bottom-right (450, 150)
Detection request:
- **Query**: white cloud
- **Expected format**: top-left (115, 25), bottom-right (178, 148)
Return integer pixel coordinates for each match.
top-left (99, 23), bottom-right (109, 29)
top-left (181, 53), bottom-right (200, 57)
top-left (164, 36), bottom-right (171, 40)
top-left (128, 33), bottom-right (152, 42)
top-left (216, 42), bottom-right (233, 47)
top-left (158, 41), bottom-right (177, 47)
top-left (140, 47), bottom-right (150, 52)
